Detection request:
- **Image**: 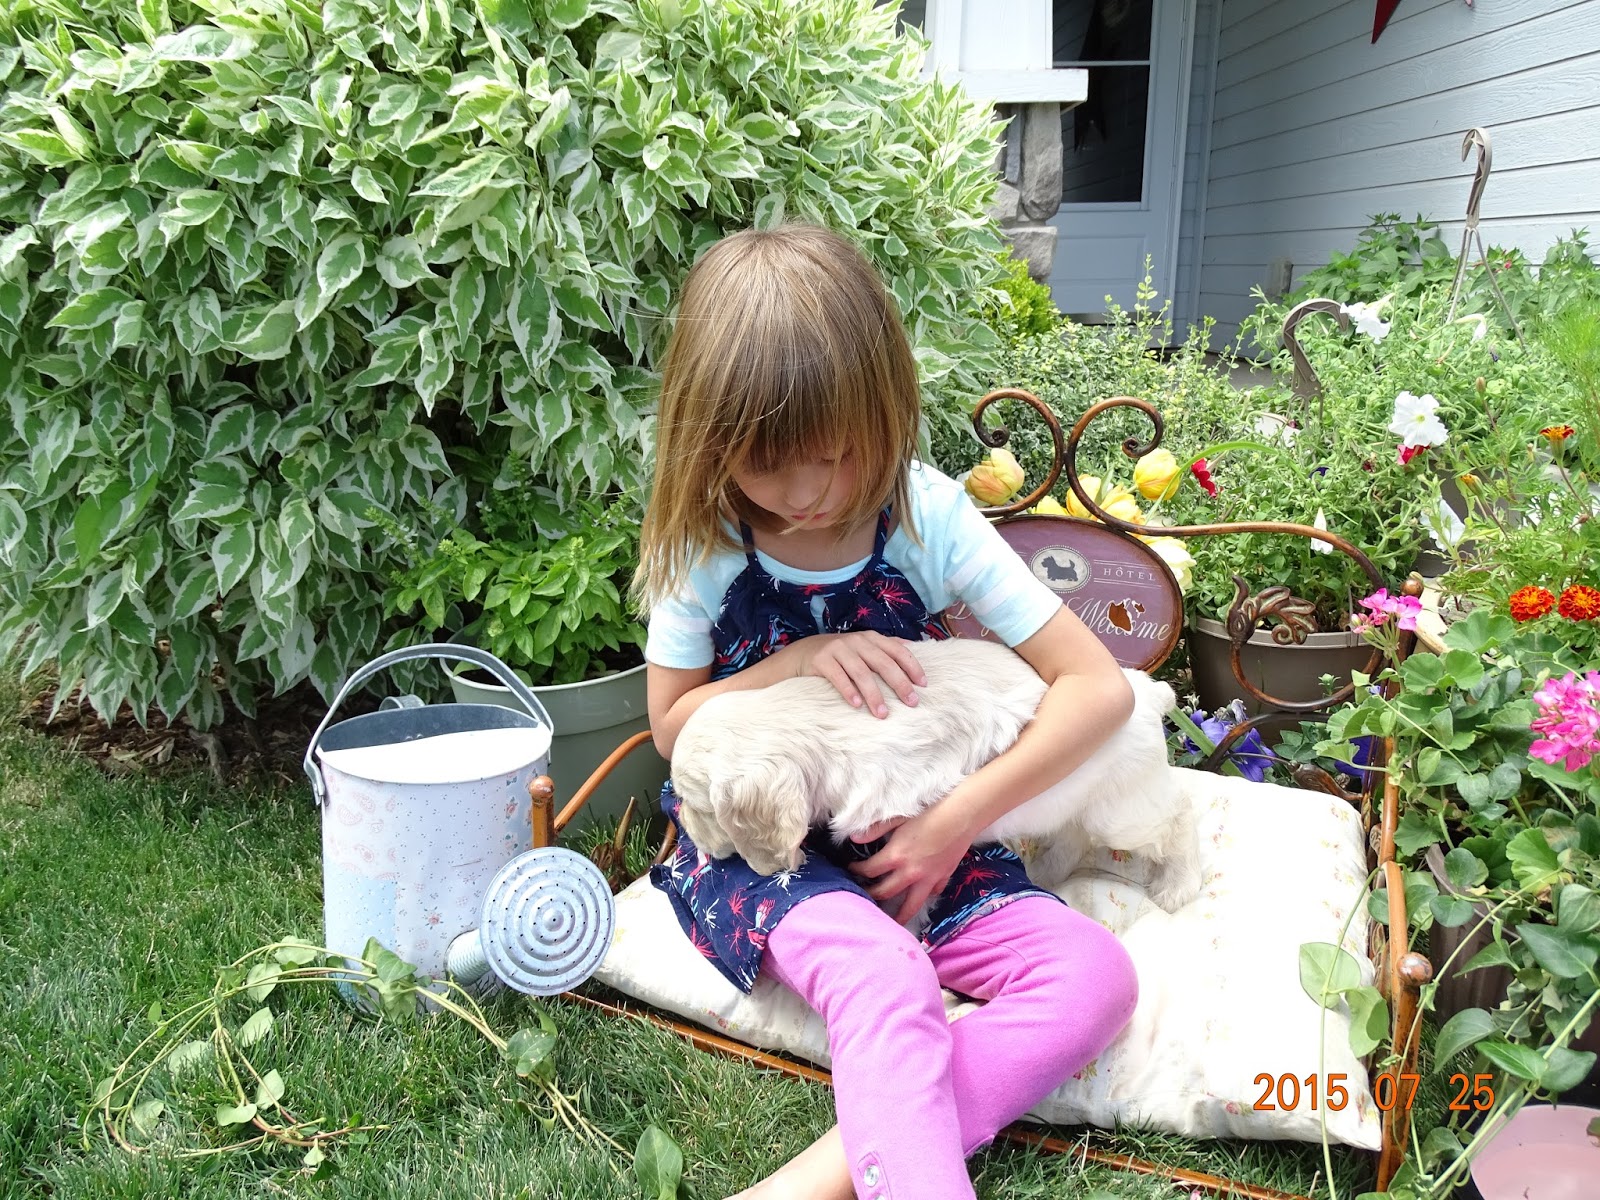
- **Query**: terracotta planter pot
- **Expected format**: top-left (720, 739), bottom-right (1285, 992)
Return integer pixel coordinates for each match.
top-left (446, 656), bottom-right (668, 833)
top-left (1188, 616), bottom-right (1371, 744)
top-left (1425, 845), bottom-right (1600, 1101)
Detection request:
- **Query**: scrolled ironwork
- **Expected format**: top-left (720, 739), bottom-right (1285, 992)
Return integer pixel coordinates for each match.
top-left (969, 388), bottom-right (1066, 518)
top-left (1227, 580), bottom-right (1318, 648)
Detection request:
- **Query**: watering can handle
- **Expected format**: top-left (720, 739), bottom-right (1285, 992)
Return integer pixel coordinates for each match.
top-left (302, 644), bottom-right (554, 806)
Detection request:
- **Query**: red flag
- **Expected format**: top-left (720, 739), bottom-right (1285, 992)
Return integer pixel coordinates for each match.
top-left (1372, 0), bottom-right (1402, 42)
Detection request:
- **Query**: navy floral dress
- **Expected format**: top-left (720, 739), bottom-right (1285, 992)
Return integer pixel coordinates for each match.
top-left (649, 507), bottom-right (1059, 993)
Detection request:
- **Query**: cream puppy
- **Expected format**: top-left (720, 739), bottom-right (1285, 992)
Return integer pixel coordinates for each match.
top-left (671, 637), bottom-right (1201, 912)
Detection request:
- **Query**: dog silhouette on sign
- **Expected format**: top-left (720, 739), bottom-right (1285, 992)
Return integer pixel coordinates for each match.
top-left (1040, 554), bottom-right (1079, 584)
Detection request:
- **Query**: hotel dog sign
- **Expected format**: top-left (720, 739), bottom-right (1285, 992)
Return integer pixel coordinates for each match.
top-left (941, 516), bottom-right (1182, 670)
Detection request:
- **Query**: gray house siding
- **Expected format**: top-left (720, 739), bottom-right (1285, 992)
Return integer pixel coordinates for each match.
top-left (1191, 0), bottom-right (1600, 347)
top-left (1173, 0), bottom-right (1222, 339)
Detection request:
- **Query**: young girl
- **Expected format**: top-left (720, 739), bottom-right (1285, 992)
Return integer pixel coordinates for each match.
top-left (634, 223), bottom-right (1140, 1200)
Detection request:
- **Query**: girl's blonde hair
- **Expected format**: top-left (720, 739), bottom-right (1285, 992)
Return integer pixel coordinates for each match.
top-left (632, 223), bottom-right (922, 613)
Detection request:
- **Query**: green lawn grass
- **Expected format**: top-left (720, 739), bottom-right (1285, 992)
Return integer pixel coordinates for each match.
top-left (1, 664), bottom-right (1378, 1199)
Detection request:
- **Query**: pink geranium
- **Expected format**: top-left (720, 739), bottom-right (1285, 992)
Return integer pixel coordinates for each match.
top-left (1358, 588), bottom-right (1423, 632)
top-left (1528, 671), bottom-right (1600, 772)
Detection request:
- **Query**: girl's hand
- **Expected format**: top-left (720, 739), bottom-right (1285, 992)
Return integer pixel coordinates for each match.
top-left (848, 799), bottom-right (976, 924)
top-left (784, 631), bottom-right (926, 718)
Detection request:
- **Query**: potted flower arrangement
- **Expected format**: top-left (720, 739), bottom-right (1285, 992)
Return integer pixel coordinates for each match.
top-left (1282, 323), bottom-right (1600, 1192)
top-left (378, 461), bottom-right (664, 828)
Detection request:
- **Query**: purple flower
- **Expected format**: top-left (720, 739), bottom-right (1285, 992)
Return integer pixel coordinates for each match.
top-left (1178, 705), bottom-right (1276, 783)
top-left (1335, 735), bottom-right (1379, 785)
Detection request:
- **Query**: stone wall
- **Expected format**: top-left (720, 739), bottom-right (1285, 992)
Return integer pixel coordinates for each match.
top-left (989, 102), bottom-right (1062, 280)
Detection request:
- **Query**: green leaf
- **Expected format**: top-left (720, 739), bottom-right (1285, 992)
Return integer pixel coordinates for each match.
top-left (416, 150), bottom-right (510, 199)
top-left (211, 146), bottom-right (266, 184)
top-left (1557, 884), bottom-right (1600, 933)
top-left (398, 428), bottom-right (449, 474)
top-left (1443, 847), bottom-right (1488, 890)
top-left (232, 304), bottom-right (297, 360)
top-left (1506, 828), bottom-right (1562, 892)
top-left (634, 1125), bottom-right (684, 1200)
top-left (173, 482), bottom-right (244, 524)
top-left (1463, 939), bottom-right (1516, 974)
top-left (272, 939), bottom-right (321, 966)
top-left (351, 165), bottom-right (388, 204)
top-left (316, 233), bottom-right (367, 295)
top-left (506, 1027), bottom-right (557, 1075)
top-left (368, 83), bottom-right (421, 125)
top-left (48, 287), bottom-right (131, 330)
top-left (736, 113), bottom-right (786, 145)
top-left (553, 283), bottom-right (611, 331)
top-left (1514, 922), bottom-right (1600, 979)
top-left (547, 0), bottom-right (595, 28)
top-left (376, 236), bottom-right (429, 287)
top-left (1430, 894), bottom-right (1475, 927)
top-left (254, 1069), bottom-right (286, 1110)
top-left (131, 1099), bottom-right (165, 1135)
top-left (1345, 986), bottom-right (1388, 1058)
top-left (1479, 1039), bottom-right (1547, 1082)
top-left (508, 279), bottom-right (561, 368)
top-left (1441, 648), bottom-right (1484, 689)
top-left (236, 1006), bottom-right (274, 1047)
top-left (167, 1039), bottom-right (214, 1077)
top-left (1298, 942), bottom-right (1363, 1007)
top-left (1433, 1008), bottom-right (1494, 1069)
top-left (162, 189), bottom-right (227, 231)
top-left (214, 1101), bottom-right (258, 1127)
top-left (481, 0), bottom-right (536, 35)
top-left (212, 523), bottom-right (256, 595)
top-left (1543, 1047), bottom-right (1597, 1094)
top-left (245, 961), bottom-right (282, 1001)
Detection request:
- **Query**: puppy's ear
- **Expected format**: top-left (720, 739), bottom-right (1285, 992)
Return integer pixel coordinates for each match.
top-left (677, 779), bottom-right (737, 861)
top-left (718, 763), bottom-right (811, 877)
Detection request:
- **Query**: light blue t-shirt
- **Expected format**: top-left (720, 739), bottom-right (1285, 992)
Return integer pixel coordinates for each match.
top-left (645, 461), bottom-right (1063, 669)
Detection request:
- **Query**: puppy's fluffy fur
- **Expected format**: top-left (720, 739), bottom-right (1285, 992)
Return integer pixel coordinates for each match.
top-left (671, 637), bottom-right (1201, 912)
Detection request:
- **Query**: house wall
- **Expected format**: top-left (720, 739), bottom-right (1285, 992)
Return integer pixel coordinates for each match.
top-left (1190, 0), bottom-right (1600, 348)
top-left (1173, 0), bottom-right (1222, 337)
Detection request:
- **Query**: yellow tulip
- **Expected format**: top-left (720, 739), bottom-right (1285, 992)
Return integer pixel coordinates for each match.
top-left (1065, 476), bottom-right (1144, 525)
top-left (1143, 536), bottom-right (1194, 594)
top-left (1030, 495), bottom-right (1068, 517)
top-left (964, 447), bottom-right (1025, 505)
top-left (1132, 449), bottom-right (1181, 501)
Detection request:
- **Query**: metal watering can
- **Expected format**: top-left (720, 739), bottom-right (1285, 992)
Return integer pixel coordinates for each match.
top-left (303, 644), bottom-right (615, 1000)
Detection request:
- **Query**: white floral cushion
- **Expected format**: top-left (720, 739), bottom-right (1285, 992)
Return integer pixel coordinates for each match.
top-left (592, 767), bottom-right (1383, 1150)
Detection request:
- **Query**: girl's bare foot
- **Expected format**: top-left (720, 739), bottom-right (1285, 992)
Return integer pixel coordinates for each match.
top-left (723, 1126), bottom-right (855, 1200)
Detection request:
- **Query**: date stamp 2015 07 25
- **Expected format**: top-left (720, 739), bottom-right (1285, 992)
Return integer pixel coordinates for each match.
top-left (1252, 1073), bottom-right (1497, 1113)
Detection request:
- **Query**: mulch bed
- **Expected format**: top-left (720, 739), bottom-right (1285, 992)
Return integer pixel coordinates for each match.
top-left (18, 674), bottom-right (381, 790)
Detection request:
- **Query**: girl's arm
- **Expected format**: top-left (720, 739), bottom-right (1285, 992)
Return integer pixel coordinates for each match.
top-left (850, 605), bottom-right (1134, 921)
top-left (647, 632), bottom-right (929, 760)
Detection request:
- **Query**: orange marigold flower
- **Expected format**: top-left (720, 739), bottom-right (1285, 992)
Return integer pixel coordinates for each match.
top-left (1541, 424), bottom-right (1576, 442)
top-left (1508, 586), bottom-right (1556, 623)
top-left (1558, 584), bottom-right (1600, 622)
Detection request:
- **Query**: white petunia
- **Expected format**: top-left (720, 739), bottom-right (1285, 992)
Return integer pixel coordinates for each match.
top-left (1388, 390), bottom-right (1449, 447)
top-left (1427, 498), bottom-right (1467, 551)
top-left (1341, 297), bottom-right (1391, 343)
top-left (1455, 312), bottom-right (1488, 342)
top-left (1252, 413), bottom-right (1298, 446)
top-left (1311, 508), bottom-right (1333, 554)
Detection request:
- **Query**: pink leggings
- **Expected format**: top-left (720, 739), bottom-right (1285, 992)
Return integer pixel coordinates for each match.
top-left (762, 892), bottom-right (1138, 1200)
